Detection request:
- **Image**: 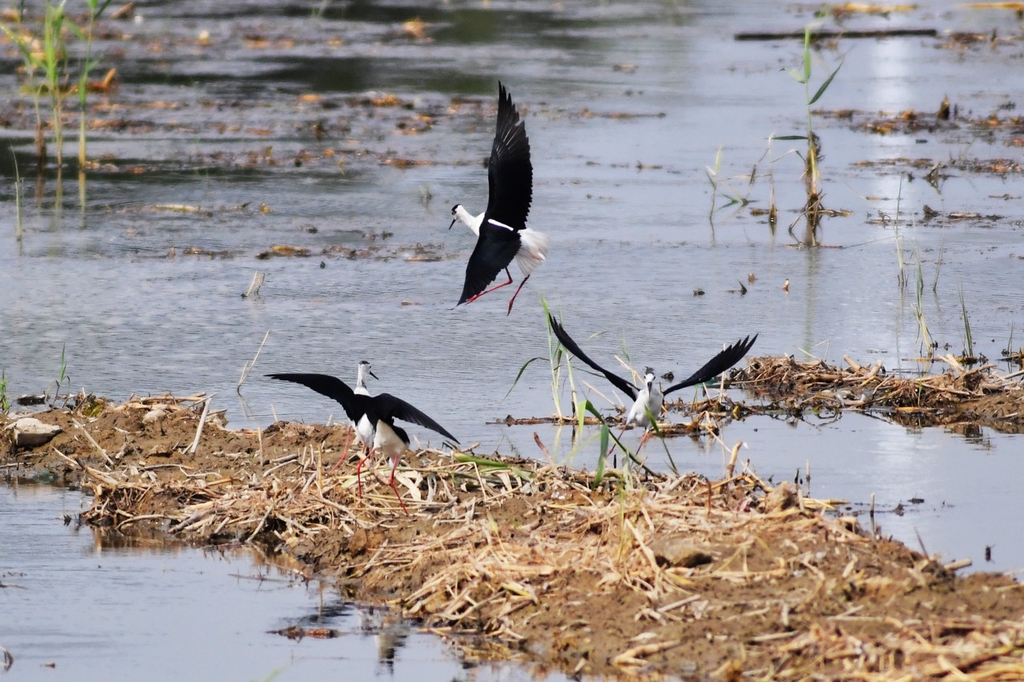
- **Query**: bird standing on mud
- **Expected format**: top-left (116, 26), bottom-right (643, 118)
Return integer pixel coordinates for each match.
top-left (450, 82), bottom-right (549, 315)
top-left (267, 369), bottom-right (458, 513)
top-left (547, 313), bottom-right (756, 448)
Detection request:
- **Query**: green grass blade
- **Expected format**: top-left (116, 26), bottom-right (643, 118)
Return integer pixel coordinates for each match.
top-left (809, 62), bottom-right (843, 105)
top-left (594, 422), bottom-right (608, 487)
top-left (504, 356), bottom-right (545, 400)
top-left (802, 25), bottom-right (812, 83)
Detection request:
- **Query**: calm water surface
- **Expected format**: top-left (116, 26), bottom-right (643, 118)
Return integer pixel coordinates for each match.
top-left (0, 484), bottom-right (567, 681)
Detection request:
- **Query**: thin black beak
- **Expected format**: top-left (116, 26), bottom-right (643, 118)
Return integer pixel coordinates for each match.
top-left (369, 370), bottom-right (379, 381)
top-left (448, 216), bottom-right (457, 230)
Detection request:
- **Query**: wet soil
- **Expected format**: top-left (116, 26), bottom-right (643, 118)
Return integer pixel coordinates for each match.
top-left (4, 386), bottom-right (1024, 679)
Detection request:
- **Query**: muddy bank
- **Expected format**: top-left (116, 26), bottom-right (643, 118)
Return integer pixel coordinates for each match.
top-left (3, 373), bottom-right (1024, 679)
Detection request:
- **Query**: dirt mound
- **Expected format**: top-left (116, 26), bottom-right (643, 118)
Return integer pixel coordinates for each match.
top-left (3, 393), bottom-right (1023, 679)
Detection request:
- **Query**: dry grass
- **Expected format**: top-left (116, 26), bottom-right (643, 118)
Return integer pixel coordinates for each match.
top-left (3, 378), bottom-right (1024, 678)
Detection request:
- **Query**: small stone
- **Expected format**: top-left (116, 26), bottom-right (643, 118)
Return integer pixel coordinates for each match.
top-left (650, 537), bottom-right (713, 568)
top-left (764, 481), bottom-right (799, 512)
top-left (5, 418), bottom-right (63, 447)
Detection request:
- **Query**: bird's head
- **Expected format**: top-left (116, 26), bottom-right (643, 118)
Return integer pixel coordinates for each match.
top-left (448, 204), bottom-right (462, 230)
top-left (358, 360), bottom-right (379, 382)
top-left (643, 367), bottom-right (656, 390)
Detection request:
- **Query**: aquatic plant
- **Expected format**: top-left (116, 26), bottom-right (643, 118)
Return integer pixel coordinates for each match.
top-left (777, 25), bottom-right (842, 245)
top-left (1, 0), bottom-right (114, 198)
top-left (914, 252), bottom-right (933, 357)
top-left (893, 174), bottom-right (907, 291)
top-left (704, 145), bottom-right (751, 226)
top-left (0, 370), bottom-right (9, 413)
top-left (958, 282), bottom-right (974, 360)
top-left (51, 343), bottom-right (71, 405)
top-left (75, 0), bottom-right (117, 203)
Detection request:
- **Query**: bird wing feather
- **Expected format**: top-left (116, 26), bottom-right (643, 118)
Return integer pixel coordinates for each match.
top-left (663, 334), bottom-right (757, 395)
top-left (547, 314), bottom-right (638, 400)
top-left (458, 223), bottom-right (522, 305)
top-left (267, 373), bottom-right (363, 424)
top-left (484, 82), bottom-right (532, 231)
top-left (372, 393), bottom-right (460, 444)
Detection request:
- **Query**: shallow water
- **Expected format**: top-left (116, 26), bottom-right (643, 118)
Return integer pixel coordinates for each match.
top-left (1, 1), bottom-right (1023, 671)
top-left (0, 484), bottom-right (568, 681)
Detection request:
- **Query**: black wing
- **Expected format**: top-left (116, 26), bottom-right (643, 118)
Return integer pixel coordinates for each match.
top-left (371, 393), bottom-right (460, 444)
top-left (457, 225), bottom-right (521, 305)
top-left (267, 373), bottom-right (363, 424)
top-left (484, 82), bottom-right (532, 231)
top-left (547, 313), bottom-right (638, 400)
top-left (663, 335), bottom-right (757, 395)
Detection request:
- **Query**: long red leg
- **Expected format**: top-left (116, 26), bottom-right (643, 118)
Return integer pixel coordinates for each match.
top-left (465, 268), bottom-right (514, 305)
top-left (387, 451), bottom-right (410, 515)
top-left (505, 274), bottom-right (531, 315)
top-left (608, 424), bottom-right (629, 468)
top-left (356, 448), bottom-right (373, 501)
top-left (328, 428), bottom-right (355, 474)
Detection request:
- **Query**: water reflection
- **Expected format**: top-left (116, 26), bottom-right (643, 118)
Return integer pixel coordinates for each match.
top-left (3, 484), bottom-right (571, 681)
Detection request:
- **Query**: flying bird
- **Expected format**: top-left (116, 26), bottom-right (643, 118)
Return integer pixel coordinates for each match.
top-left (548, 313), bottom-right (756, 448)
top-left (450, 82), bottom-right (548, 315)
top-left (268, 371), bottom-right (458, 512)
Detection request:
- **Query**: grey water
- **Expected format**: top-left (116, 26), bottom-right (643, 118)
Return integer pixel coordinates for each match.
top-left (1, 0), bottom-right (1023, 675)
top-left (0, 484), bottom-right (567, 681)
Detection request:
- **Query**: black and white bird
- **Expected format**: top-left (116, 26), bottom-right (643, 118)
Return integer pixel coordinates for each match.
top-left (548, 313), bottom-right (756, 445)
top-left (267, 371), bottom-right (459, 512)
top-left (450, 82), bottom-right (548, 315)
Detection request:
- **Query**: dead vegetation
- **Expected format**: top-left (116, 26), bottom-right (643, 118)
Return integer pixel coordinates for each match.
top-left (3, 373), bottom-right (1024, 679)
top-left (729, 354), bottom-right (1024, 433)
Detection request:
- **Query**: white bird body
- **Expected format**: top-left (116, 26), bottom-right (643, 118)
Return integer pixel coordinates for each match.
top-left (353, 360), bottom-right (377, 448)
top-left (451, 205), bottom-right (549, 278)
top-left (625, 372), bottom-right (664, 429)
top-left (372, 420), bottom-right (407, 465)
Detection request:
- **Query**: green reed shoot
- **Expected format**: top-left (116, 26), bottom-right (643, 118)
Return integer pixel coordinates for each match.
top-left (2, 1), bottom-right (112, 195)
top-left (892, 174), bottom-right (907, 290)
top-left (914, 252), bottom-right (932, 356)
top-left (778, 25), bottom-right (842, 242)
top-left (73, 0), bottom-right (115, 201)
top-left (52, 342), bottom-right (71, 404)
top-left (958, 282), bottom-right (974, 359)
top-left (0, 370), bottom-right (9, 413)
top-left (13, 153), bottom-right (24, 242)
top-left (42, 0), bottom-right (68, 186)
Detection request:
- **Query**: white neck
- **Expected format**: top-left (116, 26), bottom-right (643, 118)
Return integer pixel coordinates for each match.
top-left (454, 205), bottom-right (484, 236)
top-left (355, 364), bottom-right (371, 395)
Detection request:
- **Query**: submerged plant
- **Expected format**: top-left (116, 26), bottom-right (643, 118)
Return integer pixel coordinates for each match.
top-left (705, 146), bottom-right (751, 227)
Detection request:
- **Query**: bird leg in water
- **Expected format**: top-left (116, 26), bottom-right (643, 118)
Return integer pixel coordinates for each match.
top-left (464, 268), bottom-right (514, 305)
top-left (387, 453), bottom-right (410, 515)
